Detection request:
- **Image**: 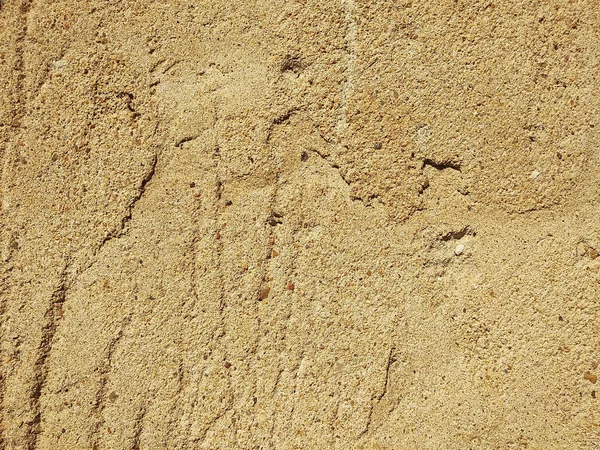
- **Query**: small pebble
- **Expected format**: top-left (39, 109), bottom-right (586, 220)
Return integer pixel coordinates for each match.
top-left (584, 371), bottom-right (598, 384)
top-left (373, 142), bottom-right (382, 150)
top-left (286, 282), bottom-right (295, 291)
top-left (530, 170), bottom-right (540, 179)
top-left (224, 362), bottom-right (231, 369)
top-left (258, 286), bottom-right (270, 300)
top-left (454, 244), bottom-right (465, 256)
top-left (301, 151), bottom-right (309, 162)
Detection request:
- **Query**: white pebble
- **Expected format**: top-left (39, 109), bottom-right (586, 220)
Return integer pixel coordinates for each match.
top-left (530, 170), bottom-right (540, 179)
top-left (454, 244), bottom-right (465, 256)
top-left (53, 59), bottom-right (67, 69)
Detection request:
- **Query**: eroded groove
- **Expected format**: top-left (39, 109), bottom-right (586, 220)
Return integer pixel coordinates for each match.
top-left (188, 230), bottom-right (201, 314)
top-left (0, 8), bottom-right (34, 432)
top-left (213, 146), bottom-right (226, 315)
top-left (181, 142), bottom-right (227, 450)
top-left (173, 168), bottom-right (204, 448)
top-left (26, 266), bottom-right (68, 450)
top-left (164, 359), bottom-right (184, 448)
top-left (358, 347), bottom-right (394, 440)
top-left (0, 272), bottom-right (12, 450)
top-left (197, 404), bottom-right (232, 448)
top-left (91, 315), bottom-right (132, 445)
top-left (336, 0), bottom-right (356, 137)
top-left (11, 0), bottom-right (33, 128)
top-left (130, 403), bottom-right (148, 450)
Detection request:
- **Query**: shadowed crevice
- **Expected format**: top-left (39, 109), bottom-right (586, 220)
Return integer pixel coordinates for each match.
top-left (423, 158), bottom-right (462, 172)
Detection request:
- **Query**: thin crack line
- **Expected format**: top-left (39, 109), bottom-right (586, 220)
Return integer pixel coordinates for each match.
top-left (96, 151), bottom-right (158, 252)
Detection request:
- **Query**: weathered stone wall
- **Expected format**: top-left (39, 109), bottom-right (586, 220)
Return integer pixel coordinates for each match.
top-left (1, 0), bottom-right (599, 448)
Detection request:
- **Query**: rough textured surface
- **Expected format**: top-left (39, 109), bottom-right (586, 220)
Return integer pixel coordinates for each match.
top-left (1, 0), bottom-right (600, 448)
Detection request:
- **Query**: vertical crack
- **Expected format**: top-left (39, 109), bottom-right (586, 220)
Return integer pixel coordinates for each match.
top-left (377, 347), bottom-right (393, 403)
top-left (212, 146), bottom-right (226, 319)
top-left (257, 175), bottom-right (281, 302)
top-left (130, 403), bottom-right (148, 450)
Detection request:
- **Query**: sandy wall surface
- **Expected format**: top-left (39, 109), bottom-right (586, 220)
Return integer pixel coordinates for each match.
top-left (1, 0), bottom-right (600, 448)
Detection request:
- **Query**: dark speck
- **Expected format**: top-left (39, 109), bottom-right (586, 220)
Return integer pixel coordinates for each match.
top-left (374, 142), bottom-right (383, 150)
top-left (301, 151), bottom-right (309, 162)
top-left (267, 211), bottom-right (283, 226)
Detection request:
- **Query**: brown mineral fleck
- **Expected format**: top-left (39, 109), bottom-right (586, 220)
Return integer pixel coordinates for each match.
top-left (258, 287), bottom-right (270, 300)
top-left (584, 371), bottom-right (597, 384)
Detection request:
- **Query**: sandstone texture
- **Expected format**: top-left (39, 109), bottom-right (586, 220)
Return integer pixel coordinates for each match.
top-left (1, 0), bottom-right (600, 448)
